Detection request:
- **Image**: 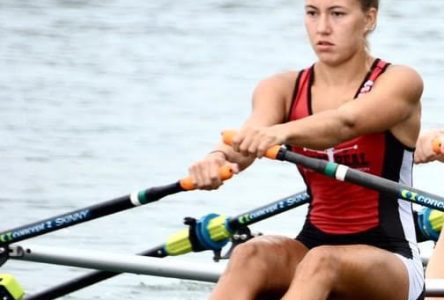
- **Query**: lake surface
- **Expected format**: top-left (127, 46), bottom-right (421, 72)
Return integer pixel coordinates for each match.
top-left (1, 1), bottom-right (443, 299)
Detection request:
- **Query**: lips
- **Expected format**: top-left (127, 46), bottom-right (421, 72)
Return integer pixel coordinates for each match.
top-left (316, 41), bottom-right (335, 52)
top-left (317, 41), bottom-right (334, 46)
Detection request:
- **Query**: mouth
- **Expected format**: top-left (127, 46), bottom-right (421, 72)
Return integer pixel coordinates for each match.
top-left (315, 41), bottom-right (335, 52)
top-left (317, 41), bottom-right (334, 46)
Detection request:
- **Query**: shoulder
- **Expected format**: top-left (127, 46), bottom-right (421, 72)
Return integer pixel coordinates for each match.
top-left (256, 71), bottom-right (299, 88)
top-left (375, 64), bottom-right (423, 102)
top-left (384, 64), bottom-right (422, 80)
top-left (381, 64), bottom-right (423, 90)
top-left (249, 71), bottom-right (300, 120)
top-left (253, 71), bottom-right (299, 97)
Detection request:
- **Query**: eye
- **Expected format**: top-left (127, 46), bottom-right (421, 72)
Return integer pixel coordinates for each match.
top-left (305, 9), bottom-right (318, 17)
top-left (331, 11), bottom-right (346, 17)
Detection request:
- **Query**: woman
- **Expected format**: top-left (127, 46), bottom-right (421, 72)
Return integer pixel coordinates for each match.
top-left (189, 0), bottom-right (424, 299)
top-left (415, 129), bottom-right (444, 300)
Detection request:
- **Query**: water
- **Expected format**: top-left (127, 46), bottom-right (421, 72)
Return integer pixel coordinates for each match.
top-left (0, 0), bottom-right (443, 299)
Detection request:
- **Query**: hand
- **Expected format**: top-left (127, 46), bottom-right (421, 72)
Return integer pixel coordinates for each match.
top-left (188, 151), bottom-right (239, 190)
top-left (414, 130), bottom-right (444, 164)
top-left (232, 125), bottom-right (286, 158)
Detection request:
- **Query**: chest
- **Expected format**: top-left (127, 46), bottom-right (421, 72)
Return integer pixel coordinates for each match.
top-left (310, 84), bottom-right (360, 113)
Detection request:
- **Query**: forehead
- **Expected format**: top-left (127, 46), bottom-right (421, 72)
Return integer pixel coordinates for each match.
top-left (305, 0), bottom-right (360, 9)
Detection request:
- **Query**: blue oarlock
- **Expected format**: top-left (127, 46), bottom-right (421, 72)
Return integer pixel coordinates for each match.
top-left (195, 213), bottom-right (229, 252)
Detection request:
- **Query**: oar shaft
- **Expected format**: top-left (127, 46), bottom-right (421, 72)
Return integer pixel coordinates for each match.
top-left (0, 182), bottom-right (181, 246)
top-left (221, 130), bottom-right (444, 212)
top-left (228, 191), bottom-right (310, 230)
top-left (25, 271), bottom-right (114, 300)
top-left (279, 150), bottom-right (444, 211)
top-left (0, 166), bottom-right (233, 246)
top-left (25, 190), bottom-right (311, 299)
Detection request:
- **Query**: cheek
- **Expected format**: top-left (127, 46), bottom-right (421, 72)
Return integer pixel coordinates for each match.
top-left (333, 32), bottom-right (364, 59)
top-left (352, 21), bottom-right (367, 40)
top-left (339, 25), bottom-right (366, 46)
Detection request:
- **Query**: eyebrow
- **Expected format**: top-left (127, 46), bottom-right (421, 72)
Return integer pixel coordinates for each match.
top-left (305, 5), bottom-right (346, 10)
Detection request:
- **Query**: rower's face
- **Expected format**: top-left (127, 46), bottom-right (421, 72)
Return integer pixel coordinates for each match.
top-left (304, 0), bottom-right (376, 64)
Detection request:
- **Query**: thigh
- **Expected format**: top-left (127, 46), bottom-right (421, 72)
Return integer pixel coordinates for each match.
top-left (426, 232), bottom-right (444, 278)
top-left (326, 245), bottom-right (410, 300)
top-left (228, 235), bottom-right (308, 294)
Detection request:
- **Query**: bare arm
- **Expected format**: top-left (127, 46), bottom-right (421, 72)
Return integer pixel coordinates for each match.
top-left (231, 65), bottom-right (423, 157)
top-left (282, 65), bottom-right (423, 149)
top-left (213, 71), bottom-right (297, 166)
top-left (188, 71), bottom-right (297, 188)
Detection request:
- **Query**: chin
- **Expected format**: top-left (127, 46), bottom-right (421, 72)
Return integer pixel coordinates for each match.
top-left (317, 51), bottom-right (354, 67)
top-left (317, 55), bottom-right (343, 67)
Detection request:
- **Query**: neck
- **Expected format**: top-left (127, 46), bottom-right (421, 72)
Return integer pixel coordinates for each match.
top-left (314, 51), bottom-right (374, 87)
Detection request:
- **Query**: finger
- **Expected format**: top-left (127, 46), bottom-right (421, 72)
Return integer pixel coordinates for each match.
top-left (228, 162), bottom-right (240, 174)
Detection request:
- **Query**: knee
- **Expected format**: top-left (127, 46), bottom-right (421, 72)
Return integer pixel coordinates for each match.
top-left (295, 246), bottom-right (340, 283)
top-left (228, 239), bottom-right (266, 267)
top-left (226, 237), bottom-right (280, 273)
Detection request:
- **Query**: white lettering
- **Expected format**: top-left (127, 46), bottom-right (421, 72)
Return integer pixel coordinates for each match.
top-left (55, 210), bottom-right (90, 227)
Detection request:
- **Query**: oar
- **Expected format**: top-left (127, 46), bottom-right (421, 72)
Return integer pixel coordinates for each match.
top-left (0, 166), bottom-right (233, 247)
top-left (24, 190), bottom-right (311, 300)
top-left (222, 130), bottom-right (444, 211)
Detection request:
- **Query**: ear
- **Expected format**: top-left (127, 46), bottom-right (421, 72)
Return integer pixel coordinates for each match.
top-left (364, 7), bottom-right (378, 33)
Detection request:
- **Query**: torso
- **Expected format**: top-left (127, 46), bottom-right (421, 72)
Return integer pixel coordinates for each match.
top-left (287, 59), bottom-right (418, 257)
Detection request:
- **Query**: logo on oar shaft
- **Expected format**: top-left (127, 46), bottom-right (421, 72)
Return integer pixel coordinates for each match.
top-left (400, 190), bottom-right (444, 210)
top-left (0, 210), bottom-right (90, 243)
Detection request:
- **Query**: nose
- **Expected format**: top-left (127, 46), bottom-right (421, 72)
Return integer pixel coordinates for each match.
top-left (316, 14), bottom-right (331, 34)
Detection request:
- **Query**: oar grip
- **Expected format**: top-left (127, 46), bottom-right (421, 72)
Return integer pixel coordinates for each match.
top-left (221, 130), bottom-right (281, 159)
top-left (432, 137), bottom-right (443, 155)
top-left (180, 165), bottom-right (234, 191)
top-left (221, 130), bottom-right (237, 146)
top-left (264, 145), bottom-right (282, 159)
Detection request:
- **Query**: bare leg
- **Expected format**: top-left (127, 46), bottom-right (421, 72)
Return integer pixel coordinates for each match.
top-left (281, 245), bottom-right (410, 300)
top-left (209, 235), bottom-right (308, 300)
top-left (426, 233), bottom-right (444, 300)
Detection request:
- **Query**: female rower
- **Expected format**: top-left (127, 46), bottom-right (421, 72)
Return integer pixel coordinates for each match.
top-left (189, 0), bottom-right (424, 299)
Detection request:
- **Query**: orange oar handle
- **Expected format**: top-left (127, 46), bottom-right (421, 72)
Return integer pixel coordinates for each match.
top-left (180, 164), bottom-right (234, 191)
top-left (432, 137), bottom-right (443, 155)
top-left (221, 130), bottom-right (281, 159)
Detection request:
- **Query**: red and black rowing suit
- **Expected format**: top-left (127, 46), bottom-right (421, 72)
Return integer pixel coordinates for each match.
top-left (290, 59), bottom-right (419, 260)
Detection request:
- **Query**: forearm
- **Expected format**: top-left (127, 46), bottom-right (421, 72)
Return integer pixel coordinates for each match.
top-left (210, 143), bottom-right (256, 171)
top-left (282, 110), bottom-right (353, 150)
